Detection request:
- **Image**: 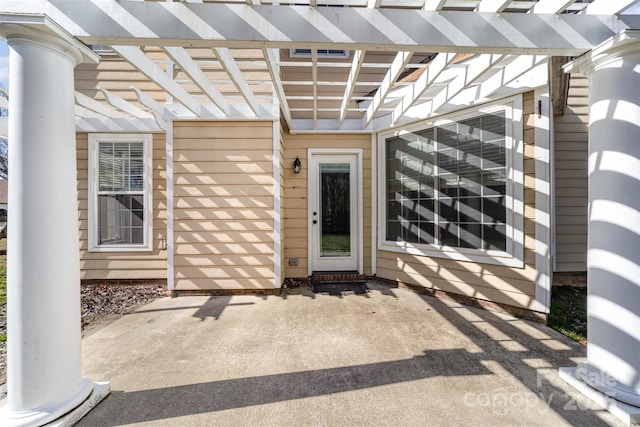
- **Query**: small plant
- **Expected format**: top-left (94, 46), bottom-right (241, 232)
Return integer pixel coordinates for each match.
top-left (548, 286), bottom-right (587, 345)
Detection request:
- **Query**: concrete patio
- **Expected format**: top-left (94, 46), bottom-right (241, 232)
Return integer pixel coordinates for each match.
top-left (77, 282), bottom-right (622, 426)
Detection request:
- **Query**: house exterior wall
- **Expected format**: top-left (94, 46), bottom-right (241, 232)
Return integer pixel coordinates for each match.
top-left (172, 121), bottom-right (276, 290)
top-left (77, 133), bottom-right (168, 280)
top-left (554, 74), bottom-right (589, 272)
top-left (375, 92), bottom-right (540, 311)
top-left (283, 133), bottom-right (373, 278)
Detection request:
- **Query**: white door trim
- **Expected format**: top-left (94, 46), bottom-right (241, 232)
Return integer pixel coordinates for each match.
top-left (308, 148), bottom-right (363, 275)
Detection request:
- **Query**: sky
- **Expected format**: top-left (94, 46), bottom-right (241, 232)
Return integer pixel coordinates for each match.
top-left (0, 41), bottom-right (7, 90)
top-left (0, 3), bottom-right (638, 90)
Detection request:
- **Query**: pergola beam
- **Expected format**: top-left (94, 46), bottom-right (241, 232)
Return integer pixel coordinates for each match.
top-left (6, 1), bottom-right (638, 55)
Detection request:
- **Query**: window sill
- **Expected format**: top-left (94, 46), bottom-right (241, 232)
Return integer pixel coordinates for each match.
top-left (378, 241), bottom-right (524, 268)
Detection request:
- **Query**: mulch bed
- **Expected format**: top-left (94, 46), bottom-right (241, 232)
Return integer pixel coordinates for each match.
top-left (0, 283), bottom-right (165, 390)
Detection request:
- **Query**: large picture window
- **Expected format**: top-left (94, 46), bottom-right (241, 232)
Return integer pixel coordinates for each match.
top-left (381, 99), bottom-right (523, 265)
top-left (88, 134), bottom-right (153, 252)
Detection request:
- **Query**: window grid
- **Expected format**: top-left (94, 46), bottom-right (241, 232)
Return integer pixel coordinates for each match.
top-left (386, 111), bottom-right (507, 252)
top-left (96, 141), bottom-right (146, 246)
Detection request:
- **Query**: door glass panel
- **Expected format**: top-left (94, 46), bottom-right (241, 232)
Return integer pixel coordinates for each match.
top-left (320, 163), bottom-right (351, 257)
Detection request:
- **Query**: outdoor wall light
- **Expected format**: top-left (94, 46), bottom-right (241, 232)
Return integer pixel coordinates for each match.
top-left (293, 156), bottom-right (302, 174)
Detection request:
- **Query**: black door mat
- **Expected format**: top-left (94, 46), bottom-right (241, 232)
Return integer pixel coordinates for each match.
top-left (312, 282), bottom-right (369, 295)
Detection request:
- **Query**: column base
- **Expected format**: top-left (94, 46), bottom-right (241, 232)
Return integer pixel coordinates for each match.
top-left (560, 367), bottom-right (640, 427)
top-left (0, 378), bottom-right (109, 427)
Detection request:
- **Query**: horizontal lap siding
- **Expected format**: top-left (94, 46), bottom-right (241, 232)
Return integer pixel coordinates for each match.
top-left (377, 92), bottom-right (539, 311)
top-left (554, 74), bottom-right (589, 272)
top-left (77, 133), bottom-right (168, 280)
top-left (173, 121), bottom-right (275, 290)
top-left (283, 133), bottom-right (372, 278)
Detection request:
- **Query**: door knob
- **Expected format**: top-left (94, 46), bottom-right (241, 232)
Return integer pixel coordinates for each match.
top-left (313, 220), bottom-right (318, 224)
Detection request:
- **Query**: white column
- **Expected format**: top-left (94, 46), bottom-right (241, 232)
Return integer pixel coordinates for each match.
top-left (0, 27), bottom-right (93, 426)
top-left (564, 31), bottom-right (640, 410)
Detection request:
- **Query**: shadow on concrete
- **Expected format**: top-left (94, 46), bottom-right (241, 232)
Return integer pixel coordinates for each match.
top-left (418, 292), bottom-right (613, 426)
top-left (78, 348), bottom-right (490, 426)
top-left (77, 283), bottom-right (620, 426)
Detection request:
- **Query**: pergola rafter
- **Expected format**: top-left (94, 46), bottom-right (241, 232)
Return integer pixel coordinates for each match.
top-left (96, 87), bottom-right (152, 119)
top-left (74, 91), bottom-right (128, 118)
top-left (163, 46), bottom-right (232, 117)
top-left (433, 54), bottom-right (509, 109)
top-left (263, 48), bottom-right (293, 130)
top-left (112, 45), bottom-right (203, 117)
top-left (212, 47), bottom-right (261, 117)
top-left (364, 51), bottom-right (413, 128)
top-left (1, 0), bottom-right (639, 133)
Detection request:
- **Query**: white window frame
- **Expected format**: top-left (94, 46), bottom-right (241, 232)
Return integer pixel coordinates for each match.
top-left (88, 133), bottom-right (154, 252)
top-left (378, 95), bottom-right (524, 268)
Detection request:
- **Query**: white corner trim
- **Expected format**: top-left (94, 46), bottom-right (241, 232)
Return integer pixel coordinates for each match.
top-left (534, 89), bottom-right (553, 313)
top-left (87, 133), bottom-right (154, 253)
top-left (273, 121), bottom-right (282, 288)
top-left (371, 133), bottom-right (377, 277)
top-left (166, 122), bottom-right (175, 290)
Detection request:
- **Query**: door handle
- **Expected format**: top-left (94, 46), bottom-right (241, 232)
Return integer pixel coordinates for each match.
top-left (312, 220), bottom-right (318, 224)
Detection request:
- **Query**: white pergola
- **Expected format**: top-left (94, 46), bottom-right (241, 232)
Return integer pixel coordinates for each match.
top-left (0, 0), bottom-right (639, 425)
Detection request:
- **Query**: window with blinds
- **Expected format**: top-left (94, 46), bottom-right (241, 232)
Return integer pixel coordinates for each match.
top-left (97, 142), bottom-right (145, 245)
top-left (385, 109), bottom-right (510, 252)
top-left (88, 134), bottom-right (153, 252)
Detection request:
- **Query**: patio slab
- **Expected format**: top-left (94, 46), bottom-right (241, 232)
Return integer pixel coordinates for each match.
top-left (77, 282), bottom-right (623, 426)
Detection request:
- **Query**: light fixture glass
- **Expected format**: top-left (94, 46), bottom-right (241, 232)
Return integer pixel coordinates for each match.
top-left (293, 156), bottom-right (302, 174)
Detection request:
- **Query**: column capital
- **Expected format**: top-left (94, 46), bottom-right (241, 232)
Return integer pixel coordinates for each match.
top-left (564, 30), bottom-right (640, 75)
top-left (0, 19), bottom-right (98, 66)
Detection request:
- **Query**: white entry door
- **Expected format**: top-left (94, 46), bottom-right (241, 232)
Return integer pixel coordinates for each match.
top-left (309, 151), bottom-right (361, 273)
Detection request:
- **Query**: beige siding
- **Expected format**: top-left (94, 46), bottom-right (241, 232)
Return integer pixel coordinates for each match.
top-left (283, 133), bottom-right (373, 278)
top-left (77, 133), bottom-right (167, 280)
top-left (376, 93), bottom-right (540, 311)
top-left (173, 121), bottom-right (275, 290)
top-left (554, 74), bottom-right (589, 272)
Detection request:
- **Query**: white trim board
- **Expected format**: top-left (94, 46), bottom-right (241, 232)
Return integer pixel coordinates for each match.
top-left (307, 148), bottom-right (364, 276)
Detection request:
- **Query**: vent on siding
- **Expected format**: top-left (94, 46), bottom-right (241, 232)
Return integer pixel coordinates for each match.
top-left (290, 48), bottom-right (350, 59)
top-left (88, 45), bottom-right (117, 57)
